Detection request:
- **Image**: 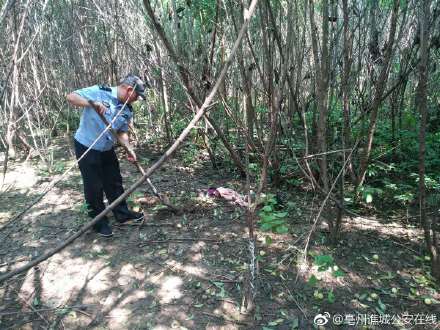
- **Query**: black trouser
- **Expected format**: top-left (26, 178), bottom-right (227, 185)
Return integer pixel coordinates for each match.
top-left (74, 139), bottom-right (131, 227)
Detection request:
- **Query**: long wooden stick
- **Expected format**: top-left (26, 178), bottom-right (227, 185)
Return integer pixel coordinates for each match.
top-left (0, 0), bottom-right (259, 284)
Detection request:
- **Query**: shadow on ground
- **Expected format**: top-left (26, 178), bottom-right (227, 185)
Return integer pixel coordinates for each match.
top-left (0, 143), bottom-right (439, 329)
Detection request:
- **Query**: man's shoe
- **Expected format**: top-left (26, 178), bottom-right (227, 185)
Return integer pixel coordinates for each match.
top-left (115, 210), bottom-right (144, 225)
top-left (93, 222), bottom-right (113, 237)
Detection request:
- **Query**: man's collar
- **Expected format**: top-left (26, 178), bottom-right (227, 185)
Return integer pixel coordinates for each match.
top-left (111, 86), bottom-right (118, 100)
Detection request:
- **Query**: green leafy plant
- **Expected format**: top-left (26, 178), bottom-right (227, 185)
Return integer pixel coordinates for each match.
top-left (51, 160), bottom-right (66, 174)
top-left (313, 254), bottom-right (345, 277)
top-left (327, 289), bottom-right (335, 303)
top-left (359, 185), bottom-right (384, 204)
top-left (182, 145), bottom-right (198, 165)
top-left (126, 191), bottom-right (143, 209)
top-left (75, 202), bottom-right (89, 216)
top-left (258, 194), bottom-right (289, 234)
top-left (307, 255), bottom-right (344, 304)
top-left (248, 162), bottom-right (258, 171)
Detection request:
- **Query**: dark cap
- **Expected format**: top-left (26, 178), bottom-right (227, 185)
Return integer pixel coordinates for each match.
top-left (120, 74), bottom-right (146, 99)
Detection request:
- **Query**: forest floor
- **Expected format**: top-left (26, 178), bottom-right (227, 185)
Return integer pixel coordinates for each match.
top-left (0, 138), bottom-right (439, 330)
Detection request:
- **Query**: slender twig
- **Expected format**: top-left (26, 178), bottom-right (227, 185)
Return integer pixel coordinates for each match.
top-left (0, 305), bottom-right (94, 317)
top-left (14, 289), bottom-right (50, 326)
top-left (201, 312), bottom-right (252, 326)
top-left (302, 139), bottom-right (361, 265)
top-left (282, 284), bottom-right (308, 319)
top-left (301, 149), bottom-right (352, 159)
top-left (138, 238), bottom-right (222, 246)
top-left (0, 257), bottom-right (28, 267)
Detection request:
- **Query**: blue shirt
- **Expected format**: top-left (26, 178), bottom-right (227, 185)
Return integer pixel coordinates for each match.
top-left (73, 85), bottom-right (133, 151)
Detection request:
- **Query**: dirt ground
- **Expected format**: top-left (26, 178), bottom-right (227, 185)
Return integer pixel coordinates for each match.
top-left (0, 140), bottom-right (439, 329)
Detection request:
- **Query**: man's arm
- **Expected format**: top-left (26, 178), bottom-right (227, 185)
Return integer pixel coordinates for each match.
top-left (66, 92), bottom-right (106, 115)
top-left (117, 131), bottom-right (137, 162)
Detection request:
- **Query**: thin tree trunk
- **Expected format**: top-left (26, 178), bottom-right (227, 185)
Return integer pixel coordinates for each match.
top-left (417, 0), bottom-right (439, 280)
top-left (357, 0), bottom-right (400, 187)
top-left (155, 41), bottom-right (172, 144)
top-left (342, 0), bottom-right (357, 183)
top-left (0, 0), bottom-right (14, 29)
top-left (5, 0), bottom-right (32, 160)
top-left (309, 0), bottom-right (330, 192)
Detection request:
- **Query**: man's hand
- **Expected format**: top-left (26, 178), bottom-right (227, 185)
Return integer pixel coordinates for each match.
top-left (117, 131), bottom-right (136, 162)
top-left (127, 150), bottom-right (137, 163)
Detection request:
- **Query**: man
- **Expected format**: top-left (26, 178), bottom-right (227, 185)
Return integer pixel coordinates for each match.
top-left (66, 74), bottom-right (146, 237)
